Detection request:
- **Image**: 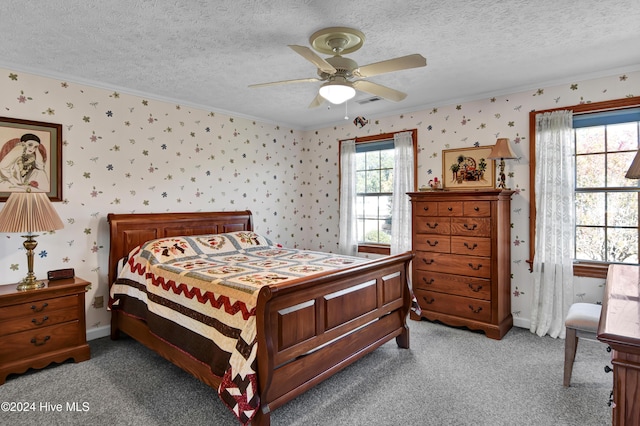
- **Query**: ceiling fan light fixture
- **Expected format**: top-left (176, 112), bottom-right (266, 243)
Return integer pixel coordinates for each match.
top-left (318, 81), bottom-right (356, 105)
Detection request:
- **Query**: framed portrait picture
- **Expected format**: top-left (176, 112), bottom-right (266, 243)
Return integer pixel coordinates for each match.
top-left (442, 145), bottom-right (495, 190)
top-left (0, 116), bottom-right (62, 201)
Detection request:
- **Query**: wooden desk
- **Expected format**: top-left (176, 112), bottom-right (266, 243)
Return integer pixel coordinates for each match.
top-left (597, 264), bottom-right (640, 426)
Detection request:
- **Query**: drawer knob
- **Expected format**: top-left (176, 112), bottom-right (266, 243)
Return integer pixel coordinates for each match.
top-left (468, 305), bottom-right (483, 314)
top-left (426, 222), bottom-right (438, 229)
top-left (422, 258), bottom-right (435, 265)
top-left (463, 242), bottom-right (478, 250)
top-left (422, 277), bottom-right (435, 285)
top-left (426, 240), bottom-right (438, 247)
top-left (468, 283), bottom-right (483, 292)
top-left (30, 302), bottom-right (49, 312)
top-left (447, 207), bottom-right (453, 211)
top-left (463, 223), bottom-right (478, 231)
top-left (423, 206), bottom-right (429, 211)
top-left (468, 263), bottom-right (483, 271)
top-left (30, 336), bottom-right (51, 346)
top-left (474, 206), bottom-right (480, 211)
top-left (31, 316), bottom-right (49, 326)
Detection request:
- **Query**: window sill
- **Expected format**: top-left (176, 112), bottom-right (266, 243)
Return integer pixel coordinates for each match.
top-left (573, 262), bottom-right (609, 279)
top-left (358, 244), bottom-right (390, 256)
top-left (526, 260), bottom-right (610, 279)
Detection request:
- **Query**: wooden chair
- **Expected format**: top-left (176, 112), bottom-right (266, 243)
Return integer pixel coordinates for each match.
top-left (563, 302), bottom-right (603, 387)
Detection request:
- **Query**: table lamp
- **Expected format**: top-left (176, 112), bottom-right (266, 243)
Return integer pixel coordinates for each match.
top-left (488, 138), bottom-right (517, 189)
top-left (625, 151), bottom-right (640, 179)
top-left (0, 189), bottom-right (64, 291)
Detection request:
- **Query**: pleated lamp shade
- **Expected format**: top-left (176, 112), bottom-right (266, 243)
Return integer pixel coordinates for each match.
top-left (0, 191), bottom-right (64, 234)
top-left (488, 138), bottom-right (517, 160)
top-left (625, 151), bottom-right (640, 179)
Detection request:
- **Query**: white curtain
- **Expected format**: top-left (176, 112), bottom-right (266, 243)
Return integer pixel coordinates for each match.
top-left (339, 139), bottom-right (358, 256)
top-left (391, 131), bottom-right (414, 255)
top-left (530, 110), bottom-right (575, 338)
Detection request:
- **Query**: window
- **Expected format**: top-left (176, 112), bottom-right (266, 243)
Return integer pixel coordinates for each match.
top-left (355, 139), bottom-right (394, 246)
top-left (340, 130), bottom-right (417, 255)
top-left (529, 97), bottom-right (640, 278)
top-left (574, 110), bottom-right (640, 266)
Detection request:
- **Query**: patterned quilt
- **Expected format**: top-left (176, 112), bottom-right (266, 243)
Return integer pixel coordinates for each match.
top-left (109, 231), bottom-right (365, 425)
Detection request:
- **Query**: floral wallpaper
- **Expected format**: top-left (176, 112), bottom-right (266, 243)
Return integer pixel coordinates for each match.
top-left (0, 66), bottom-right (637, 337)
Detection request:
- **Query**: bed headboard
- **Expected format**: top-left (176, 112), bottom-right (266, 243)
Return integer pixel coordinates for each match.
top-left (107, 210), bottom-right (253, 286)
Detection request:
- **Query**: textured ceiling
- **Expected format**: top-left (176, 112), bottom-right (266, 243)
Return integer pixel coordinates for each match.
top-left (1, 0), bottom-right (640, 130)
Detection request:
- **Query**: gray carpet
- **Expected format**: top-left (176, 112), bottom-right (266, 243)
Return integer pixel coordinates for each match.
top-left (0, 320), bottom-right (612, 425)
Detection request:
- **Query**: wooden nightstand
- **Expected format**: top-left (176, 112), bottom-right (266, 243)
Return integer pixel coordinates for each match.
top-left (0, 276), bottom-right (91, 384)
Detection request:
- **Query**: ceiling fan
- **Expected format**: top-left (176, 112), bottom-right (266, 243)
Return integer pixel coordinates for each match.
top-left (249, 27), bottom-right (427, 108)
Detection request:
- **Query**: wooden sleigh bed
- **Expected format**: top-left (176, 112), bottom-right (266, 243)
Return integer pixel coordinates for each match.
top-left (107, 210), bottom-right (413, 425)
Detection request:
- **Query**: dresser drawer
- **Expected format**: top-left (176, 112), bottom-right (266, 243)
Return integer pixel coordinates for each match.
top-left (450, 217), bottom-right (491, 237)
top-left (463, 201), bottom-right (490, 216)
top-left (0, 321), bottom-right (83, 362)
top-left (0, 306), bottom-right (78, 335)
top-left (0, 294), bottom-right (78, 321)
top-left (414, 271), bottom-right (491, 300)
top-left (437, 202), bottom-right (463, 216)
top-left (414, 217), bottom-right (450, 235)
top-left (414, 252), bottom-right (491, 278)
top-left (414, 234), bottom-right (450, 253)
top-left (414, 289), bottom-right (492, 322)
top-left (451, 236), bottom-right (491, 257)
top-left (414, 201), bottom-right (439, 217)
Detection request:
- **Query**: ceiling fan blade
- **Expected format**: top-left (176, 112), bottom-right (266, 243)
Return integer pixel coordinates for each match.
top-left (354, 54), bottom-right (426, 78)
top-left (308, 93), bottom-right (325, 108)
top-left (288, 45), bottom-right (337, 74)
top-left (249, 77), bottom-right (320, 88)
top-left (353, 80), bottom-right (407, 102)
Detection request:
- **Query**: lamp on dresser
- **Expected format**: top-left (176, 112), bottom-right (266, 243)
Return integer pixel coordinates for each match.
top-left (0, 189), bottom-right (64, 291)
top-left (487, 138), bottom-right (517, 189)
top-left (625, 150), bottom-right (640, 179)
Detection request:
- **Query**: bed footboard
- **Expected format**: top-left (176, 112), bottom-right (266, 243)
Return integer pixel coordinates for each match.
top-left (253, 251), bottom-right (413, 423)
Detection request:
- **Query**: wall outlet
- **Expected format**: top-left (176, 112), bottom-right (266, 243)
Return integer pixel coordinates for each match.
top-left (93, 296), bottom-right (104, 309)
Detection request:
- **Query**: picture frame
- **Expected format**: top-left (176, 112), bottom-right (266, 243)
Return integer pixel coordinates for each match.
top-left (0, 116), bottom-right (62, 201)
top-left (442, 145), bottom-right (495, 190)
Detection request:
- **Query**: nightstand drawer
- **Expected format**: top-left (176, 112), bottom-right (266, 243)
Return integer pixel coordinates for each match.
top-left (0, 321), bottom-right (83, 362)
top-left (0, 294), bottom-right (78, 321)
top-left (0, 306), bottom-right (78, 335)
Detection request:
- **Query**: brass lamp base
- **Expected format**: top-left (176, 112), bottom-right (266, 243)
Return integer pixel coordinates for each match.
top-left (17, 278), bottom-right (46, 291)
top-left (16, 234), bottom-right (45, 291)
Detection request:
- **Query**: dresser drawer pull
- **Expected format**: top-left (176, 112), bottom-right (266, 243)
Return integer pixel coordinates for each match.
top-left (31, 316), bottom-right (49, 326)
top-left (30, 336), bottom-right (51, 346)
top-left (30, 302), bottom-right (49, 312)
top-left (426, 222), bottom-right (438, 229)
top-left (468, 263), bottom-right (483, 271)
top-left (447, 207), bottom-right (453, 211)
top-left (422, 296), bottom-right (435, 304)
top-left (422, 277), bottom-right (435, 285)
top-left (468, 283), bottom-right (483, 292)
top-left (474, 206), bottom-right (480, 211)
top-left (468, 305), bottom-right (483, 314)
top-left (422, 258), bottom-right (435, 265)
top-left (423, 206), bottom-right (430, 211)
top-left (463, 242), bottom-right (478, 250)
top-left (426, 240), bottom-right (438, 247)
top-left (463, 223), bottom-right (478, 231)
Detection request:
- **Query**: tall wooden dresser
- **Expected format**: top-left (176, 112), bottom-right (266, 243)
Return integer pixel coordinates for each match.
top-left (408, 189), bottom-right (513, 339)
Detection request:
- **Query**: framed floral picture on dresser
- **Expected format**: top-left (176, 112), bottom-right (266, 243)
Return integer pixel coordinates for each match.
top-left (0, 116), bottom-right (62, 201)
top-left (442, 145), bottom-right (495, 190)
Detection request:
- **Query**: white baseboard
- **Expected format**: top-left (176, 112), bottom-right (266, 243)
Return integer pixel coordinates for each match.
top-left (86, 325), bottom-right (110, 341)
top-left (513, 317), bottom-right (530, 329)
